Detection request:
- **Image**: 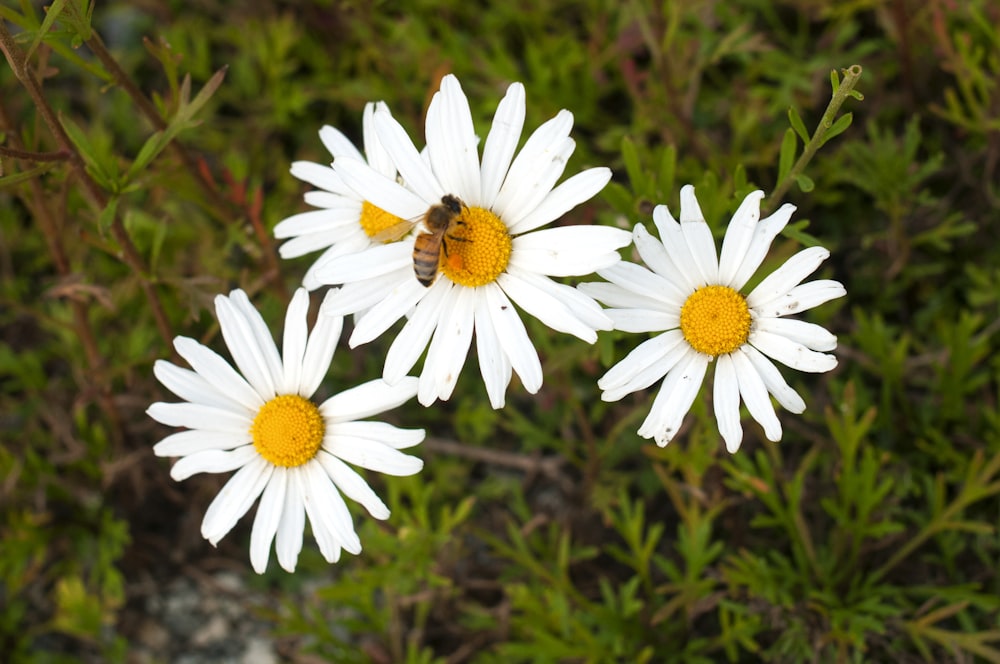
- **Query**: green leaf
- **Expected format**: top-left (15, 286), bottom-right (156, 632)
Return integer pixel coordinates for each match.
top-left (777, 128), bottom-right (796, 183)
top-left (788, 107), bottom-right (810, 143)
top-left (25, 0), bottom-right (67, 63)
top-left (0, 164), bottom-right (54, 189)
top-left (794, 173), bottom-right (814, 192)
top-left (621, 136), bottom-right (649, 196)
top-left (820, 112), bottom-right (853, 147)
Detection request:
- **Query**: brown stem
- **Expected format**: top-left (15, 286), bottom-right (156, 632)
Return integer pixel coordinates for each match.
top-left (0, 98), bottom-right (124, 446)
top-left (84, 32), bottom-right (287, 297)
top-left (0, 22), bottom-right (174, 348)
top-left (0, 145), bottom-right (70, 162)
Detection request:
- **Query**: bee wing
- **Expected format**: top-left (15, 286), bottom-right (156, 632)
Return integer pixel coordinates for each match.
top-left (370, 218), bottom-right (420, 243)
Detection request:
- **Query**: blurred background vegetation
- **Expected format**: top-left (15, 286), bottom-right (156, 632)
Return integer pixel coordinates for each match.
top-left (2, 0), bottom-right (999, 662)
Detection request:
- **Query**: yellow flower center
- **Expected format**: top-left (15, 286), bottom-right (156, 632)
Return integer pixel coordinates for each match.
top-left (679, 285), bottom-right (752, 357)
top-left (360, 200), bottom-right (407, 241)
top-left (441, 206), bottom-right (512, 287)
top-left (250, 395), bottom-right (325, 468)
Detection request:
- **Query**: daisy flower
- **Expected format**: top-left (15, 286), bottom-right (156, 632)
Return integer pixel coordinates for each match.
top-left (314, 74), bottom-right (632, 408)
top-left (274, 102), bottom-right (409, 290)
top-left (580, 185), bottom-right (846, 452)
top-left (147, 288), bottom-right (424, 573)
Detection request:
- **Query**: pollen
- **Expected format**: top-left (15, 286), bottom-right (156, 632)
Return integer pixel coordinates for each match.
top-left (250, 394), bottom-right (325, 468)
top-left (441, 206), bottom-right (512, 288)
top-left (359, 200), bottom-right (407, 241)
top-left (679, 285), bottom-right (752, 357)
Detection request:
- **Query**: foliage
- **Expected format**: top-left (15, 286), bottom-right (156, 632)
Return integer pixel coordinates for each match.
top-left (2, 0), bottom-right (999, 662)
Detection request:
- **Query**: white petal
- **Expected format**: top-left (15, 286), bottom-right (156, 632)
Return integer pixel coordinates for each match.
top-left (169, 445), bottom-right (257, 480)
top-left (320, 377), bottom-right (419, 423)
top-left (289, 161), bottom-right (351, 195)
top-left (348, 276), bottom-right (427, 347)
top-left (373, 110), bottom-right (444, 203)
top-left (751, 279), bottom-right (847, 318)
top-left (273, 206), bottom-right (362, 239)
top-left (484, 283), bottom-right (542, 395)
top-left (749, 329), bottom-right (838, 373)
top-left (383, 278), bottom-right (451, 384)
top-left (319, 124), bottom-right (364, 161)
top-left (215, 292), bottom-right (278, 400)
top-left (324, 435), bottom-right (424, 476)
top-left (606, 308), bottom-right (677, 333)
top-left (754, 317), bottom-right (838, 352)
top-left (632, 223), bottom-right (688, 294)
top-left (599, 330), bottom-right (688, 402)
top-left (146, 402), bottom-right (252, 432)
top-left (498, 269), bottom-right (600, 342)
top-left (746, 246), bottom-right (830, 308)
top-left (201, 456), bottom-right (273, 545)
top-left (427, 74), bottom-right (481, 204)
top-left (301, 461), bottom-right (359, 556)
top-left (596, 260), bottom-right (687, 310)
top-left (301, 236), bottom-right (376, 290)
top-left (740, 344), bottom-right (806, 413)
top-left (313, 241), bottom-right (413, 285)
top-left (718, 190), bottom-right (765, 287)
top-left (174, 337), bottom-right (263, 412)
top-left (418, 284), bottom-right (475, 405)
top-left (577, 281), bottom-right (672, 312)
top-left (279, 228), bottom-right (363, 260)
top-left (317, 269), bottom-right (411, 318)
top-left (506, 167), bottom-right (612, 235)
top-left (249, 466), bottom-right (287, 573)
top-left (651, 204), bottom-right (702, 293)
top-left (678, 185), bottom-right (719, 285)
top-left (637, 350), bottom-right (708, 446)
top-left (363, 101), bottom-right (398, 179)
top-left (153, 429), bottom-right (250, 457)
top-left (475, 290), bottom-right (513, 408)
top-left (332, 421), bottom-right (425, 450)
top-left (509, 226), bottom-right (630, 277)
top-left (316, 451), bottom-right (391, 520)
top-left (492, 110), bottom-right (574, 224)
top-left (480, 82), bottom-right (526, 209)
top-left (275, 466), bottom-right (305, 572)
top-left (333, 156), bottom-right (429, 221)
top-left (299, 289), bottom-right (343, 397)
top-left (153, 360), bottom-right (247, 414)
top-left (713, 353), bottom-right (744, 453)
top-left (728, 203), bottom-right (795, 291)
top-left (732, 348), bottom-right (782, 442)
top-left (280, 289), bottom-right (310, 395)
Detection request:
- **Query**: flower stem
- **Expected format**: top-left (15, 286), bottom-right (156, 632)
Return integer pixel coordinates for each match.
top-left (767, 64), bottom-right (864, 212)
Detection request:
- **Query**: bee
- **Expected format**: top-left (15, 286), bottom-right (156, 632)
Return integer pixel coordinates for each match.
top-left (373, 194), bottom-right (470, 287)
top-left (412, 194), bottom-right (469, 287)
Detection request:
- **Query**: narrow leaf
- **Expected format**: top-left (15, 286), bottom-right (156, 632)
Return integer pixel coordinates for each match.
top-left (820, 112), bottom-right (853, 147)
top-left (788, 107), bottom-right (810, 143)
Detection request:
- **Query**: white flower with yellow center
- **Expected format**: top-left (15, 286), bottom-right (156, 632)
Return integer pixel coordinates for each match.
top-left (314, 74), bottom-right (632, 408)
top-left (580, 185), bottom-right (846, 452)
top-left (274, 102), bottom-right (411, 290)
top-left (147, 288), bottom-right (424, 573)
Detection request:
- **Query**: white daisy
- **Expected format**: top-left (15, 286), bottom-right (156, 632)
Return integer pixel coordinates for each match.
top-left (274, 102), bottom-right (409, 290)
top-left (147, 288), bottom-right (424, 573)
top-left (580, 185), bottom-right (846, 452)
top-left (313, 74), bottom-right (632, 408)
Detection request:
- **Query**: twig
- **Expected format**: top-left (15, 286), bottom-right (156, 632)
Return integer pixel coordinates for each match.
top-left (0, 21), bottom-right (175, 348)
top-left (0, 145), bottom-right (69, 162)
top-left (767, 64), bottom-right (864, 212)
top-left (0, 97), bottom-right (124, 446)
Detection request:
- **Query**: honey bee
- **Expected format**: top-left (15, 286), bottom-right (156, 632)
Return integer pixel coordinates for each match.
top-left (412, 194), bottom-right (468, 287)
top-left (369, 194), bottom-right (470, 287)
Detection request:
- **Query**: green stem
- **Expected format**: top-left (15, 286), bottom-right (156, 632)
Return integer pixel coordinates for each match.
top-left (767, 64), bottom-right (864, 212)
